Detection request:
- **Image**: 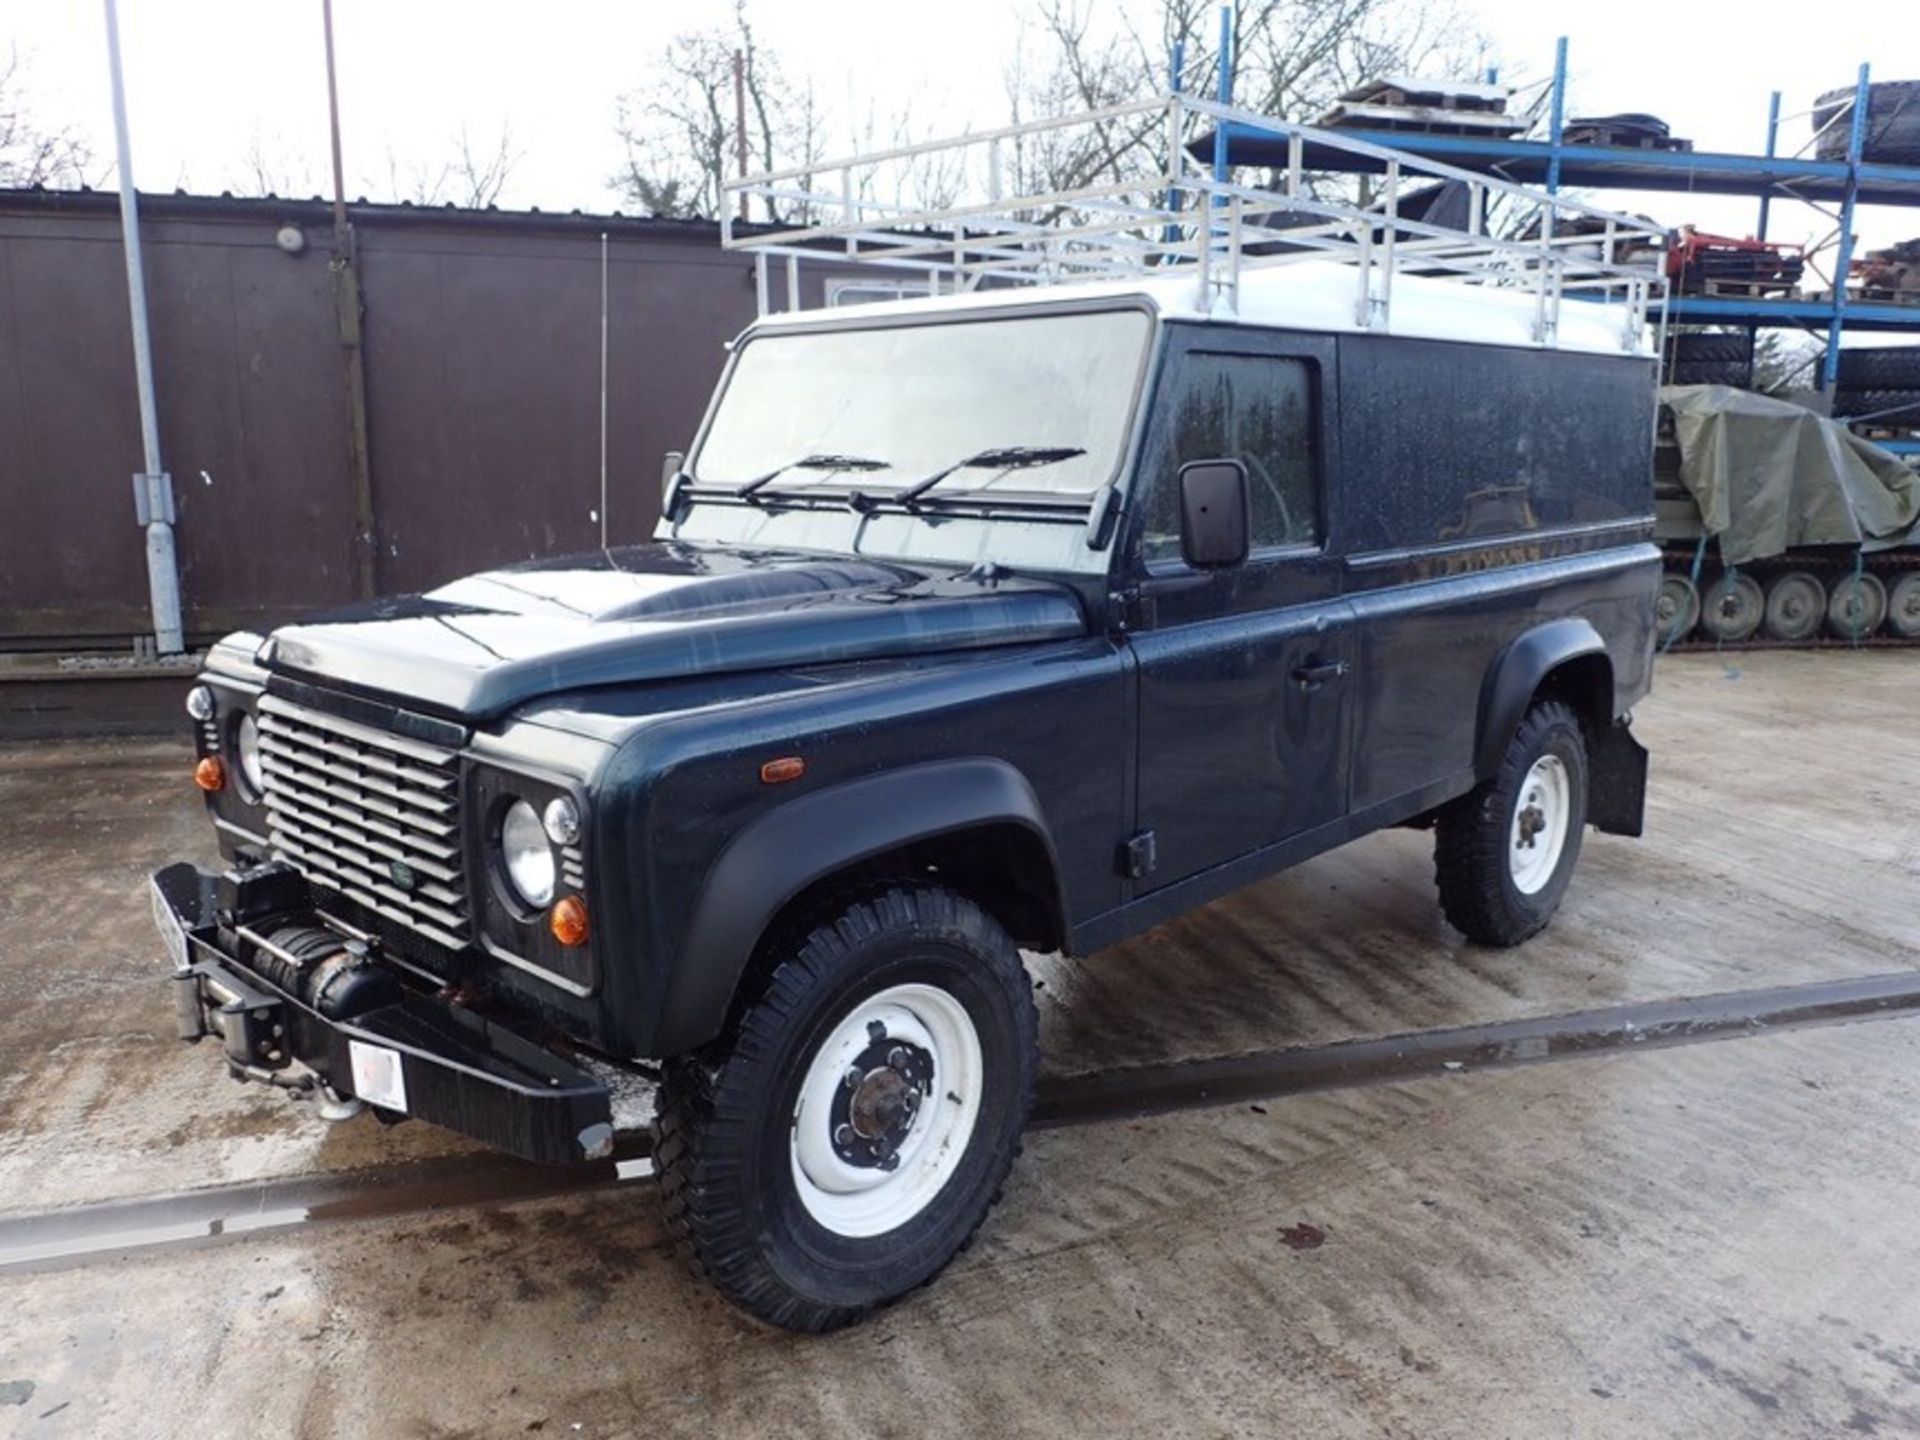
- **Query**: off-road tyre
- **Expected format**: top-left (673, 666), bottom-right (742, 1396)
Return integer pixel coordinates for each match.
top-left (1434, 699), bottom-right (1589, 947)
top-left (1836, 346), bottom-right (1920, 391)
top-left (1668, 359), bottom-right (1753, 388)
top-left (1815, 81), bottom-right (1920, 166)
top-left (1832, 389), bottom-right (1920, 424)
top-left (1669, 332), bottom-right (1753, 365)
top-left (655, 884), bottom-right (1037, 1332)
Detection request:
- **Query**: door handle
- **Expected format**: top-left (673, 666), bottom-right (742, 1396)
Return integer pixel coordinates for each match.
top-left (1291, 658), bottom-right (1349, 689)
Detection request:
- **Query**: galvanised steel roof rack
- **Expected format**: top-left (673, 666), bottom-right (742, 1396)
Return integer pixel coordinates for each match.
top-left (721, 89), bottom-right (1667, 352)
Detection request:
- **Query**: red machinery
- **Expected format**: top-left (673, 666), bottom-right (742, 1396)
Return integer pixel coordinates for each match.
top-left (1667, 226), bottom-right (1806, 296)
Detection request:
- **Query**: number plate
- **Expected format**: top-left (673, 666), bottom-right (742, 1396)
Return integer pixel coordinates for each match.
top-left (348, 1039), bottom-right (410, 1113)
top-left (150, 875), bottom-right (189, 972)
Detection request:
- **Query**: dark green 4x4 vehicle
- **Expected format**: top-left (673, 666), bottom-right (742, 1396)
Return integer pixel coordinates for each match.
top-left (153, 260), bottom-right (1657, 1330)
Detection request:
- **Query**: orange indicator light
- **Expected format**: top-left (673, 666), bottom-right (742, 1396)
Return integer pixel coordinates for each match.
top-left (759, 756), bottom-right (806, 785)
top-left (193, 756), bottom-right (227, 792)
top-left (550, 895), bottom-right (590, 948)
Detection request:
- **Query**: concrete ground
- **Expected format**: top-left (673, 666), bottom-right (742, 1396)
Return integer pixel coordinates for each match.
top-left (1, 650), bottom-right (1918, 1436)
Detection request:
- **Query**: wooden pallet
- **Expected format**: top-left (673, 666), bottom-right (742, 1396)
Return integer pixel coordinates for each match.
top-left (1679, 276), bottom-right (1801, 298)
top-left (1317, 102), bottom-right (1526, 139)
top-left (1562, 124), bottom-right (1693, 152)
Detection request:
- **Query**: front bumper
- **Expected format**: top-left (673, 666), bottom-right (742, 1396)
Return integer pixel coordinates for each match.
top-left (151, 861), bottom-right (614, 1165)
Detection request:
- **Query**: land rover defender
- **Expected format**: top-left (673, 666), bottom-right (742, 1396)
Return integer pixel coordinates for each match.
top-left (153, 116), bottom-right (1662, 1328)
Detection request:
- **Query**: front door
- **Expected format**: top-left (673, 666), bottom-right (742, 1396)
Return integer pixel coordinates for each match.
top-left (1124, 328), bottom-right (1353, 893)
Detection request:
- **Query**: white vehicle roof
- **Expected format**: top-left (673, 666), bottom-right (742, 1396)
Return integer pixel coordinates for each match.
top-left (753, 260), bottom-right (1647, 359)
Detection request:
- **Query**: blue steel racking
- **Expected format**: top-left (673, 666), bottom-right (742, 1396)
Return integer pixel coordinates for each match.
top-left (1205, 40), bottom-right (1920, 455)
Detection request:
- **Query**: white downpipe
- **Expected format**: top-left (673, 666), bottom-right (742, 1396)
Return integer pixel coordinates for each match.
top-left (104, 0), bottom-right (184, 655)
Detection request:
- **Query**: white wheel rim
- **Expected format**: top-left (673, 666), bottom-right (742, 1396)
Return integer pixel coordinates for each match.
top-left (1509, 755), bottom-right (1571, 896)
top-left (790, 982), bottom-right (984, 1238)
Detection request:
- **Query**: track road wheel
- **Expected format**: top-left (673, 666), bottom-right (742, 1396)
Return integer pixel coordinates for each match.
top-left (1698, 572), bottom-right (1764, 644)
top-left (1655, 573), bottom-right (1701, 647)
top-left (1762, 572), bottom-right (1826, 642)
top-left (1887, 572), bottom-right (1920, 640)
top-left (1826, 571), bottom-right (1888, 640)
top-left (656, 885), bottom-right (1037, 1332)
top-left (1435, 700), bottom-right (1589, 948)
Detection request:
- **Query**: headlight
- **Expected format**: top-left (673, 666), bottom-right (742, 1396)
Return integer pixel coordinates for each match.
top-left (235, 713), bottom-right (265, 797)
top-left (542, 795), bottom-right (581, 846)
top-left (500, 798), bottom-right (556, 909)
top-left (186, 684), bottom-right (216, 721)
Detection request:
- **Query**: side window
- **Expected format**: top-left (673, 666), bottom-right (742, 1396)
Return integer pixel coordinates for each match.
top-left (1140, 353), bottom-right (1319, 563)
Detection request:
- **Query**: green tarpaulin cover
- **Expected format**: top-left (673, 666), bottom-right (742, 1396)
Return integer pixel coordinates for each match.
top-left (1663, 384), bottom-right (1920, 565)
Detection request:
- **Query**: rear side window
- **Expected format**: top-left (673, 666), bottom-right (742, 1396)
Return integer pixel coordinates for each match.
top-left (1140, 353), bottom-right (1319, 563)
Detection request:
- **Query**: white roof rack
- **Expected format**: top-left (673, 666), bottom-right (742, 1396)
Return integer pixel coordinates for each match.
top-left (722, 92), bottom-right (1667, 353)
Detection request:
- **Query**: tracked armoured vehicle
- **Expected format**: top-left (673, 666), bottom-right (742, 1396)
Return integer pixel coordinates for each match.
top-left (1652, 383), bottom-right (1920, 646)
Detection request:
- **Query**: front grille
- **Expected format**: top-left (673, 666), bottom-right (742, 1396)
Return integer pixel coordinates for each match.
top-left (256, 694), bottom-right (471, 950)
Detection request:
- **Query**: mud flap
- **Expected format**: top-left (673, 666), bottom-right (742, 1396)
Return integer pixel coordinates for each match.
top-left (1588, 719), bottom-right (1649, 837)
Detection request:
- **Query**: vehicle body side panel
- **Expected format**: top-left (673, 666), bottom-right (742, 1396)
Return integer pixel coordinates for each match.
top-left (591, 638), bottom-right (1131, 1057)
top-left (657, 758), bottom-right (1060, 1056)
top-left (1333, 332), bottom-right (1658, 813)
top-left (1342, 546), bottom-right (1660, 811)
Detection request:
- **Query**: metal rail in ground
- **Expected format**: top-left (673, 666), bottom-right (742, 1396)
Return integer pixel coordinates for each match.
top-left (6, 969), bottom-right (1919, 1278)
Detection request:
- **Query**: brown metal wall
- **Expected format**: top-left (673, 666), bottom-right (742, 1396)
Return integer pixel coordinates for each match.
top-left (0, 194), bottom-right (799, 648)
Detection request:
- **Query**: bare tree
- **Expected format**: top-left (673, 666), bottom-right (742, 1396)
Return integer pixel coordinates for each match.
top-left (378, 123), bottom-right (518, 209)
top-left (238, 125), bottom-right (303, 197)
top-left (1002, 0), bottom-right (1489, 199)
top-left (0, 45), bottom-right (96, 188)
top-left (612, 0), bottom-right (820, 222)
top-left (449, 123), bottom-right (517, 208)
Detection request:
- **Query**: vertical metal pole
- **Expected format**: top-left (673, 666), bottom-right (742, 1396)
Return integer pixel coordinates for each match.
top-left (1163, 38), bottom-right (1186, 250)
top-left (732, 51), bottom-right (750, 222)
top-left (1545, 36), bottom-right (1568, 196)
top-left (1211, 5), bottom-right (1233, 189)
top-left (1756, 90), bottom-right (1781, 240)
top-left (598, 232), bottom-right (610, 555)
top-left (322, 0), bottom-right (377, 598)
top-left (1199, 3), bottom-right (1232, 308)
top-left (104, 0), bottom-right (183, 655)
top-left (1823, 63), bottom-right (1870, 391)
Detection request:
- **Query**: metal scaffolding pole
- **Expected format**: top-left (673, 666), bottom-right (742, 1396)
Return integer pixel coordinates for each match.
top-left (103, 0), bottom-right (184, 654)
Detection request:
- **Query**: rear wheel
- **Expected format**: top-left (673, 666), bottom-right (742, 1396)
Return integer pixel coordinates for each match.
top-left (1655, 573), bottom-right (1701, 646)
top-left (1698, 572), bottom-right (1764, 643)
top-left (1435, 699), bottom-right (1589, 947)
top-left (1887, 572), bottom-right (1920, 640)
top-left (1762, 571), bottom-right (1827, 642)
top-left (1826, 571), bottom-right (1888, 639)
top-left (656, 885), bottom-right (1036, 1332)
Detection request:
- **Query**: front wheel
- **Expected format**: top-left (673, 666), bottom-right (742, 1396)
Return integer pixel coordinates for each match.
top-left (1434, 699), bottom-right (1589, 947)
top-left (656, 885), bottom-right (1037, 1332)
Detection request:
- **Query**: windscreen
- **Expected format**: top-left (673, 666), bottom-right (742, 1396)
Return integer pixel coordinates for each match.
top-left (692, 308), bottom-right (1153, 497)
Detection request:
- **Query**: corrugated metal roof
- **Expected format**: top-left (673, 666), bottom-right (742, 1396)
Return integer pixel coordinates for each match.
top-left (0, 185), bottom-right (764, 243)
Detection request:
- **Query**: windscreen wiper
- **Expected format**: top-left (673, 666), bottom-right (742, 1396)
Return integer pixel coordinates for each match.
top-left (897, 446), bottom-right (1088, 510)
top-left (736, 452), bottom-right (891, 502)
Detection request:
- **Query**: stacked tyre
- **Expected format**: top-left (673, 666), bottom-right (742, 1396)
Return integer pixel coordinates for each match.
top-left (1665, 330), bottom-right (1753, 388)
top-left (1833, 346), bottom-right (1920, 431)
top-left (1813, 80), bottom-right (1920, 166)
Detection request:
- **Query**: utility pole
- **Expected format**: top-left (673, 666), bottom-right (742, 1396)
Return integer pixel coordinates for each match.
top-left (323, 0), bottom-right (379, 599)
top-left (103, 0), bottom-right (184, 655)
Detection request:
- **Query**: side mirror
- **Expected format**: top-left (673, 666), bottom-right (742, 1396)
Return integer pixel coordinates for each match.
top-left (1177, 458), bottom-right (1250, 569)
top-left (660, 450), bottom-right (688, 524)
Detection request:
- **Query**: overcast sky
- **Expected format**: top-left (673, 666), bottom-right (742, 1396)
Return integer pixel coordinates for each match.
top-left (2, 0), bottom-right (1909, 260)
